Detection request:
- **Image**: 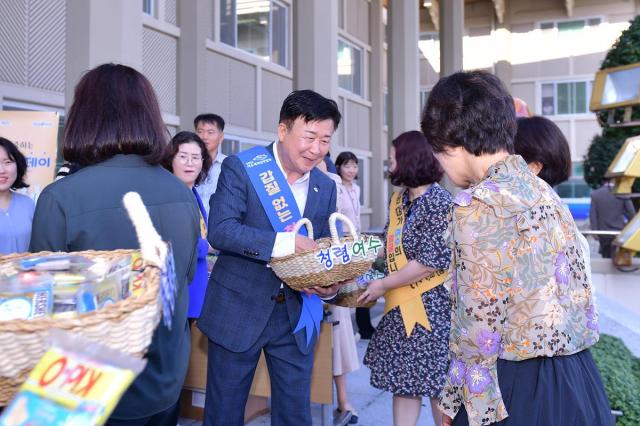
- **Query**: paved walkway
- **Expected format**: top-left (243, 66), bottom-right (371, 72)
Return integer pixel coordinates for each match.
top-left (180, 276), bottom-right (640, 426)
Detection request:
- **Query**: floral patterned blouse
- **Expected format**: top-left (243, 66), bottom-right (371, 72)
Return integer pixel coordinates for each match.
top-left (439, 155), bottom-right (598, 426)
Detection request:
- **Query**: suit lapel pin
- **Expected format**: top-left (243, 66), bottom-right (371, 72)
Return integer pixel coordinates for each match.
top-left (313, 186), bottom-right (319, 193)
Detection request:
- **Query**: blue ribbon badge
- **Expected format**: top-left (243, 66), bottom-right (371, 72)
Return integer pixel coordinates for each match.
top-left (237, 146), bottom-right (323, 347)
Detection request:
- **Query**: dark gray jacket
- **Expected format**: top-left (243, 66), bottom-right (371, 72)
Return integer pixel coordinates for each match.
top-left (589, 183), bottom-right (636, 231)
top-left (197, 146), bottom-right (337, 355)
top-left (30, 154), bottom-right (200, 420)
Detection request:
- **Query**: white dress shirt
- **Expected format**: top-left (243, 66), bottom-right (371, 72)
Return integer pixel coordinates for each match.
top-left (196, 150), bottom-right (227, 217)
top-left (271, 140), bottom-right (310, 258)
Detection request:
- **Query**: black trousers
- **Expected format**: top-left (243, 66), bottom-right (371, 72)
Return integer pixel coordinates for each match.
top-left (355, 307), bottom-right (375, 337)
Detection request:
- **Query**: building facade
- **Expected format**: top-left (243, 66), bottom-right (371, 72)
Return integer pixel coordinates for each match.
top-left (0, 0), bottom-right (637, 229)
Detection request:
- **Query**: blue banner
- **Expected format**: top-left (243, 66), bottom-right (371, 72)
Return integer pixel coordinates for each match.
top-left (237, 146), bottom-right (322, 347)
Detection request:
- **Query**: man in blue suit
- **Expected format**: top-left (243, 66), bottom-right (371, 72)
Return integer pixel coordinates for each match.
top-left (198, 90), bottom-right (343, 425)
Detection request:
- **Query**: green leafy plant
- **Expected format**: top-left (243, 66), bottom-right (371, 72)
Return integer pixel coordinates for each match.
top-left (584, 16), bottom-right (640, 189)
top-left (591, 334), bottom-right (640, 425)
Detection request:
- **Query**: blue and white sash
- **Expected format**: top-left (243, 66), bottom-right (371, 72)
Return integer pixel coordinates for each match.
top-left (237, 146), bottom-right (323, 347)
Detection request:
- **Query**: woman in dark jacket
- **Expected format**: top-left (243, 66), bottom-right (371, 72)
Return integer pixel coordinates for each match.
top-left (29, 63), bottom-right (200, 426)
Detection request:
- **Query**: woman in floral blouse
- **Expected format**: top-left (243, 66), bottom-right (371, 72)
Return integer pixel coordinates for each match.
top-left (421, 70), bottom-right (612, 426)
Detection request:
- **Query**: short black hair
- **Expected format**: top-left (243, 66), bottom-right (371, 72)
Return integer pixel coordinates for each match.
top-left (421, 70), bottom-right (516, 155)
top-left (163, 131), bottom-right (212, 186)
top-left (63, 63), bottom-right (168, 166)
top-left (390, 131), bottom-right (443, 187)
top-left (194, 114), bottom-right (225, 132)
top-left (514, 116), bottom-right (571, 186)
top-left (335, 151), bottom-right (358, 178)
top-left (279, 90), bottom-right (341, 131)
top-left (0, 137), bottom-right (29, 189)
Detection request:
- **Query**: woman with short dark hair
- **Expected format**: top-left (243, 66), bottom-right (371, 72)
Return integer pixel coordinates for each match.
top-left (30, 63), bottom-right (201, 426)
top-left (514, 116), bottom-right (571, 187)
top-left (422, 70), bottom-right (611, 426)
top-left (0, 137), bottom-right (35, 254)
top-left (163, 131), bottom-right (212, 320)
top-left (359, 130), bottom-right (452, 426)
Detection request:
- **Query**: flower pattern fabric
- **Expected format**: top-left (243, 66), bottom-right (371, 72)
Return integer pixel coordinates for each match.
top-left (439, 155), bottom-right (599, 426)
top-left (364, 183), bottom-right (453, 397)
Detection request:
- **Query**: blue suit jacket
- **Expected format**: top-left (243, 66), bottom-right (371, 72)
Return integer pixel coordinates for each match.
top-left (197, 145), bottom-right (337, 354)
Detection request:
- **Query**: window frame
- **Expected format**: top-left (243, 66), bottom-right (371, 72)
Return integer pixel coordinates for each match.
top-left (221, 133), bottom-right (270, 156)
top-left (420, 87), bottom-right (432, 111)
top-left (539, 80), bottom-right (593, 117)
top-left (219, 0), bottom-right (291, 69)
top-left (337, 37), bottom-right (365, 97)
top-left (143, 0), bottom-right (155, 17)
top-left (537, 16), bottom-right (603, 32)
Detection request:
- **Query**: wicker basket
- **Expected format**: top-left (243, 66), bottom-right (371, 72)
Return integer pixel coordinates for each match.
top-left (0, 192), bottom-right (165, 405)
top-left (270, 213), bottom-right (380, 291)
top-left (333, 267), bottom-right (387, 309)
top-left (333, 281), bottom-right (375, 309)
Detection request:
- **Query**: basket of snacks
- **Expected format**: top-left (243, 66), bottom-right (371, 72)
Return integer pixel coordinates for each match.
top-left (333, 268), bottom-right (387, 308)
top-left (270, 212), bottom-right (383, 291)
top-left (0, 192), bottom-right (167, 405)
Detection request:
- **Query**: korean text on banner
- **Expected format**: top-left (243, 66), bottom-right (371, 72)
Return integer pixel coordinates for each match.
top-left (0, 111), bottom-right (60, 201)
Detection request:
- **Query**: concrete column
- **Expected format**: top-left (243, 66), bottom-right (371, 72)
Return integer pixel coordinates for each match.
top-left (439, 0), bottom-right (464, 77)
top-left (293, 0), bottom-right (338, 100)
top-left (178, 0), bottom-right (212, 129)
top-left (388, 0), bottom-right (420, 138)
top-left (65, 0), bottom-right (143, 111)
top-left (369, 0), bottom-right (386, 228)
top-left (493, 2), bottom-right (512, 88)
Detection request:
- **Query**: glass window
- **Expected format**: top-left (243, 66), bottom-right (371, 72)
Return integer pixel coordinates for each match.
top-left (419, 32), bottom-right (439, 41)
top-left (338, 39), bottom-right (363, 96)
top-left (237, 0), bottom-right (270, 62)
top-left (220, 0), bottom-right (237, 46)
top-left (420, 90), bottom-right (430, 111)
top-left (219, 0), bottom-right (289, 68)
top-left (143, 0), bottom-right (154, 16)
top-left (587, 18), bottom-right (601, 27)
top-left (557, 83), bottom-right (570, 114)
top-left (271, 1), bottom-right (287, 67)
top-left (573, 81), bottom-right (587, 114)
top-left (221, 138), bottom-right (241, 156)
top-left (558, 20), bottom-right (585, 32)
top-left (383, 91), bottom-right (388, 127)
top-left (542, 81), bottom-right (590, 116)
top-left (541, 83), bottom-right (555, 116)
top-left (540, 18), bottom-right (601, 32)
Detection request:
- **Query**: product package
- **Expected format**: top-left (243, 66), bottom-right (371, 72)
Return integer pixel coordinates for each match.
top-left (0, 272), bottom-right (53, 321)
top-left (0, 330), bottom-right (146, 426)
top-left (127, 252), bottom-right (146, 298)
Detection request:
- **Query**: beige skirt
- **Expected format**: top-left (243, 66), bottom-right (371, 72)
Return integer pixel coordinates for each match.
top-left (329, 305), bottom-right (360, 376)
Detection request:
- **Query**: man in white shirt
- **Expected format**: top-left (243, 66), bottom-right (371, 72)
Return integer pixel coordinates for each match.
top-left (194, 113), bottom-right (227, 216)
top-left (198, 90), bottom-right (343, 425)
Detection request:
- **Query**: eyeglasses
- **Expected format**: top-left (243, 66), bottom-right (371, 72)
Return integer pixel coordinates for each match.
top-left (176, 153), bottom-right (203, 164)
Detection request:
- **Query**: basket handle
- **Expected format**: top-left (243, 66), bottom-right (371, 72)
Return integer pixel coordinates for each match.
top-left (292, 218), bottom-right (314, 240)
top-left (329, 212), bottom-right (358, 246)
top-left (123, 192), bottom-right (167, 268)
